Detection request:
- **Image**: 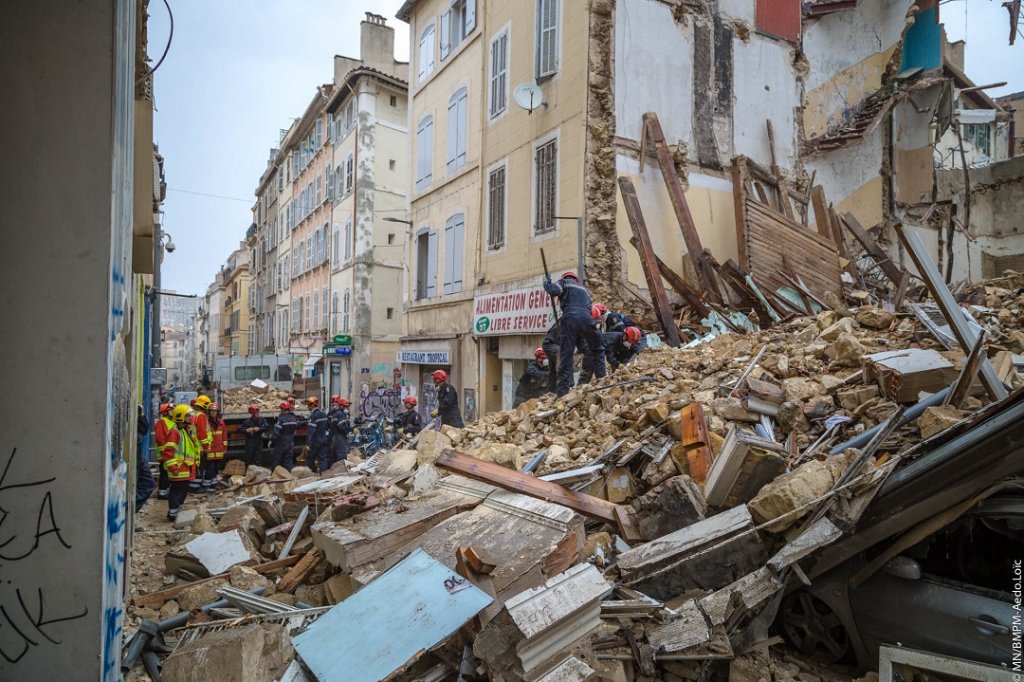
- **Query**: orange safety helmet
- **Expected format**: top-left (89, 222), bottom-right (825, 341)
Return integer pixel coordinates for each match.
top-left (404, 396), bottom-right (418, 407)
top-left (534, 347), bottom-right (547, 360)
top-left (247, 404), bottom-right (260, 415)
top-left (432, 369), bottom-right (448, 383)
top-left (561, 271), bottom-right (578, 281)
top-left (624, 326), bottom-right (642, 344)
top-left (159, 402), bottom-right (172, 415)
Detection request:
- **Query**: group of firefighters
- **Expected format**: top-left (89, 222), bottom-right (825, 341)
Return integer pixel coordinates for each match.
top-left (513, 271), bottom-right (645, 407)
top-left (140, 272), bottom-right (627, 521)
top-left (143, 370), bottom-right (466, 521)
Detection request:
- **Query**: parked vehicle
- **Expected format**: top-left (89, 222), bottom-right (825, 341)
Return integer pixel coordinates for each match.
top-left (213, 354), bottom-right (293, 391)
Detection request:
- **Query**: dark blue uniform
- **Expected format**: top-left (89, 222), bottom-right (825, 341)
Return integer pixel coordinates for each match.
top-left (307, 408), bottom-right (331, 472)
top-left (396, 407), bottom-right (422, 438)
top-left (241, 415), bottom-right (268, 467)
top-left (513, 361), bottom-right (549, 407)
top-left (543, 277), bottom-right (606, 396)
top-left (604, 311), bottom-right (638, 334)
top-left (328, 406), bottom-right (351, 462)
top-left (272, 411), bottom-right (300, 471)
top-left (436, 382), bottom-right (464, 428)
top-left (603, 331), bottom-right (642, 369)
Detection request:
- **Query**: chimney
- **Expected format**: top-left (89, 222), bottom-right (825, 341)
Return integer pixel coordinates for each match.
top-left (360, 12), bottom-right (395, 75)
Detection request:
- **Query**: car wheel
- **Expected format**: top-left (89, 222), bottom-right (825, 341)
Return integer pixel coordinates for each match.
top-left (779, 591), bottom-right (851, 664)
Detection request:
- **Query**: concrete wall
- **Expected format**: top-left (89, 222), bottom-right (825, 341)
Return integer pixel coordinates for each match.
top-left (0, 2), bottom-right (136, 678)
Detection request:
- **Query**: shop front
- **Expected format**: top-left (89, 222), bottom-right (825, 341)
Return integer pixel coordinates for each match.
top-left (397, 341), bottom-right (457, 423)
top-left (473, 282), bottom-right (558, 414)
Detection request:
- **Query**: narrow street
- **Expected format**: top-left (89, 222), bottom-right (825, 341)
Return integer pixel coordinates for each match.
top-left (2, 1), bottom-right (1024, 680)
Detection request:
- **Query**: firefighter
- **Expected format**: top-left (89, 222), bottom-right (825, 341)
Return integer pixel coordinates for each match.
top-left (191, 395), bottom-right (214, 491)
top-left (543, 272), bottom-right (606, 396)
top-left (328, 395), bottom-right (352, 463)
top-left (155, 402), bottom-right (174, 500)
top-left (396, 396), bottom-right (422, 439)
top-left (271, 401), bottom-right (300, 471)
top-left (429, 370), bottom-right (464, 428)
top-left (604, 309), bottom-right (639, 335)
top-left (206, 403), bottom-right (228, 488)
top-left (513, 348), bottom-right (550, 407)
top-left (305, 397), bottom-right (331, 472)
top-left (241, 405), bottom-right (268, 468)
top-left (591, 303), bottom-right (608, 331)
top-left (605, 326), bottom-right (644, 370)
top-left (160, 405), bottom-right (199, 521)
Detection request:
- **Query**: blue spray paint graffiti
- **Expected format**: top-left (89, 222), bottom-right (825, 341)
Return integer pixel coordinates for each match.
top-left (359, 384), bottom-right (405, 419)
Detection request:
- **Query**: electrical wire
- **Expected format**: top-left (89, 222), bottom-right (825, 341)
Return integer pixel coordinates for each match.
top-left (167, 187), bottom-right (253, 203)
top-left (151, 0), bottom-right (174, 74)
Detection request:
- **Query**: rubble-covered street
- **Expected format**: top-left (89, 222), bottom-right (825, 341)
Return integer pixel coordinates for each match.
top-left (121, 269), bottom-right (1024, 681)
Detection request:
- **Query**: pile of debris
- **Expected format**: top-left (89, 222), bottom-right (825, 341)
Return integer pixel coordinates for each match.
top-left (125, 267), bottom-right (1024, 681)
top-left (221, 383), bottom-right (295, 414)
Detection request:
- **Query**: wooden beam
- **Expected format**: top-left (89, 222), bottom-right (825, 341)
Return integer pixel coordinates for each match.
top-left (841, 212), bottom-right (906, 287)
top-left (810, 186), bottom-right (832, 239)
top-left (945, 331), bottom-right (986, 408)
top-left (618, 176), bottom-right (683, 347)
top-left (628, 236), bottom-right (711, 318)
top-left (131, 555), bottom-right (302, 608)
top-left (675, 403), bottom-right (714, 484)
top-left (276, 549), bottom-right (323, 594)
top-left (641, 112), bottom-right (722, 301)
top-left (766, 120), bottom-right (796, 220)
top-left (732, 159), bottom-right (751, 271)
top-left (435, 449), bottom-right (640, 541)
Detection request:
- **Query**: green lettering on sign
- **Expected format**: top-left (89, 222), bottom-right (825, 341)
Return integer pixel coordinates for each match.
top-left (333, 335), bottom-right (352, 345)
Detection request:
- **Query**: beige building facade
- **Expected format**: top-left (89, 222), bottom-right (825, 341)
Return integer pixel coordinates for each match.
top-left (221, 245), bottom-right (251, 357)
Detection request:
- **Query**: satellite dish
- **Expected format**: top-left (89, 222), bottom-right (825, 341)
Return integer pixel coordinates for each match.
top-left (513, 83), bottom-right (546, 114)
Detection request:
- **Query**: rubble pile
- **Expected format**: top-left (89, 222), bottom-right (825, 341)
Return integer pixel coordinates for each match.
top-left (221, 384), bottom-right (294, 414)
top-left (126, 273), bottom-right (1024, 682)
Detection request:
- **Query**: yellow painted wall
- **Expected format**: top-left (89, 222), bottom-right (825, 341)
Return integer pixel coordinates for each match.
top-left (832, 176), bottom-right (884, 232)
top-left (803, 49), bottom-right (895, 139)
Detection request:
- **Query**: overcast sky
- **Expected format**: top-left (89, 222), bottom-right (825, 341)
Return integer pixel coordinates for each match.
top-left (150, 1), bottom-right (1020, 297)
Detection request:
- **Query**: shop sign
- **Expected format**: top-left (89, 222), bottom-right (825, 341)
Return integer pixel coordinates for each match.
top-left (397, 350), bottom-right (450, 365)
top-left (473, 284), bottom-right (556, 336)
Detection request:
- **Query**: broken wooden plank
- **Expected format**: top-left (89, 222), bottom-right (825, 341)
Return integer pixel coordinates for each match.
top-left (276, 549), bottom-right (323, 594)
top-left (766, 517), bottom-right (843, 572)
top-left (841, 212), bottom-right (905, 287)
top-left (673, 403), bottom-right (714, 484)
top-left (810, 186), bottom-right (831, 239)
top-left (640, 112), bottom-right (721, 300)
top-left (619, 176), bottom-right (683, 347)
top-left (704, 425), bottom-right (787, 508)
top-left (131, 555), bottom-right (301, 608)
top-left (629, 236), bottom-right (711, 318)
top-left (435, 449), bottom-right (640, 541)
top-left (897, 223), bottom-right (1008, 402)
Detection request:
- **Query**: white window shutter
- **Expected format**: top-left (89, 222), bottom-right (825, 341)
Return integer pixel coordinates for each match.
top-left (443, 219), bottom-right (455, 294)
top-left (427, 231), bottom-right (438, 297)
top-left (465, 0), bottom-right (476, 34)
top-left (447, 98), bottom-right (458, 172)
top-left (453, 214), bottom-right (465, 292)
top-left (440, 11), bottom-right (451, 60)
top-left (457, 91), bottom-right (468, 167)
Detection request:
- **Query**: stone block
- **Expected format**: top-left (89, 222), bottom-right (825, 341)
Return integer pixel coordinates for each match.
top-left (161, 624), bottom-right (293, 682)
top-left (176, 578), bottom-right (229, 611)
top-left (837, 385), bottom-right (880, 411)
top-left (918, 405), bottom-right (969, 439)
top-left (855, 306), bottom-right (895, 330)
top-left (223, 459), bottom-right (246, 477)
top-left (376, 449), bottom-right (418, 478)
top-left (782, 377), bottom-right (823, 402)
top-left (229, 565), bottom-right (275, 595)
top-left (710, 398), bottom-right (760, 423)
top-left (416, 429), bottom-right (453, 465)
top-left (748, 455), bottom-right (851, 532)
top-left (817, 317), bottom-right (854, 342)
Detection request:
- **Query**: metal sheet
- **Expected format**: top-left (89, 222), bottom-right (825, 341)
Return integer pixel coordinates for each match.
top-left (292, 548), bottom-right (493, 682)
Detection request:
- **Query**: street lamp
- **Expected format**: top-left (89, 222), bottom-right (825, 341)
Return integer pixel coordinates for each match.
top-left (382, 217), bottom-right (413, 226)
top-left (151, 226), bottom-right (177, 368)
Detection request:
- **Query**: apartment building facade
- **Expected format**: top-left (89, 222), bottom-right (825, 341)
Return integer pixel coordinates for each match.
top-left (250, 150), bottom-right (281, 356)
top-left (221, 244), bottom-right (251, 357)
top-left (323, 14), bottom-right (410, 410)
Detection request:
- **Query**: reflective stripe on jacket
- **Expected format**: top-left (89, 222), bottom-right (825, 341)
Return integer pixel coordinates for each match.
top-left (208, 417), bottom-right (226, 460)
top-left (161, 426), bottom-right (199, 481)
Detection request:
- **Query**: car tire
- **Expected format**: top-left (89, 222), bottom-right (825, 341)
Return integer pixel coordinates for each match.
top-left (779, 591), bottom-right (852, 664)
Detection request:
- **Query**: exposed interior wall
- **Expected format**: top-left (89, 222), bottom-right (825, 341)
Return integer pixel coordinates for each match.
top-left (802, 0), bottom-right (911, 138)
top-left (732, 36), bottom-right (798, 167)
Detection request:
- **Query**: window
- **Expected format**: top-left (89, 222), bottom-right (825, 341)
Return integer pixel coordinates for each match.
top-left (331, 292), bottom-right (339, 333)
top-left (487, 163), bottom-right (507, 250)
top-left (418, 23), bottom-right (435, 82)
top-left (536, 0), bottom-right (560, 79)
top-left (343, 289), bottom-right (351, 332)
top-left (444, 213), bottom-right (465, 295)
top-left (334, 164), bottom-right (343, 198)
top-left (416, 230), bottom-right (438, 300)
top-left (344, 219), bottom-right (353, 262)
top-left (313, 290), bottom-right (319, 331)
top-left (345, 154), bottom-right (354, 193)
top-left (316, 175), bottom-right (322, 206)
top-left (965, 123), bottom-right (992, 157)
top-left (322, 287), bottom-right (328, 329)
top-left (333, 224), bottom-right (341, 267)
top-left (306, 238), bottom-right (312, 272)
top-left (416, 116), bottom-right (434, 190)
top-left (441, 0), bottom-right (475, 58)
top-left (534, 137), bottom-right (558, 235)
top-left (387, 307), bottom-right (394, 320)
top-left (390, 95), bottom-right (397, 106)
top-left (291, 300), bottom-right (299, 332)
top-left (315, 119), bottom-right (323, 148)
top-left (305, 294), bottom-right (311, 331)
top-left (490, 29), bottom-right (509, 118)
top-left (387, 233), bottom-right (395, 245)
top-left (447, 88), bottom-right (468, 173)
top-left (389, 159), bottom-right (396, 171)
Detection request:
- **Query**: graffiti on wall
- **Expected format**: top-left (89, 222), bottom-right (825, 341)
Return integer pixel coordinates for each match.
top-left (358, 384), bottom-right (404, 419)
